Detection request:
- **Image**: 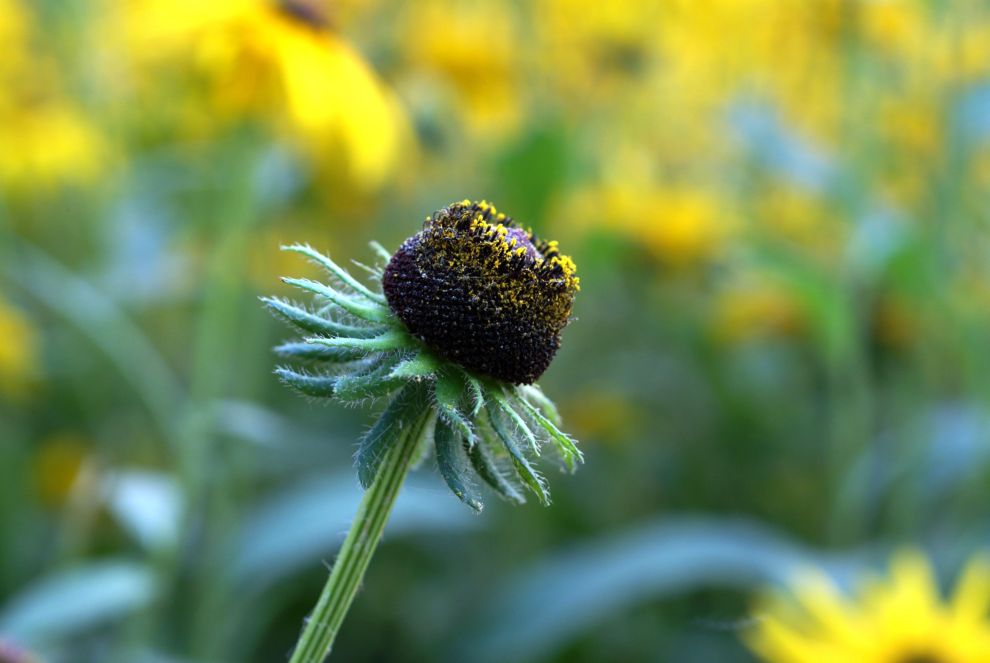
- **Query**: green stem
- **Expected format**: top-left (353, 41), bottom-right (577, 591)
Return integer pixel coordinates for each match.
top-left (289, 412), bottom-right (429, 663)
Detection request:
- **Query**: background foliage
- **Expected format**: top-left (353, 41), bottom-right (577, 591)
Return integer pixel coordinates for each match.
top-left (2, 1), bottom-right (990, 661)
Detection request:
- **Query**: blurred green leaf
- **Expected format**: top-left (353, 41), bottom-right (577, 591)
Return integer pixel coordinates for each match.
top-left (457, 517), bottom-right (841, 663)
top-left (0, 560), bottom-right (156, 645)
top-left (1, 240), bottom-right (183, 438)
top-left (104, 471), bottom-right (181, 552)
top-left (227, 471), bottom-right (478, 590)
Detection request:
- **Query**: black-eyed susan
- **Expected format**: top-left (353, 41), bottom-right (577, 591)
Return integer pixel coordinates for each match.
top-left (264, 200), bottom-right (581, 662)
top-left (112, 0), bottom-right (404, 189)
top-left (746, 550), bottom-right (990, 663)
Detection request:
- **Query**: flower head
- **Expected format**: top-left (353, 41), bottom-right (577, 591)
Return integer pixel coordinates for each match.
top-left (264, 201), bottom-right (582, 511)
top-left (746, 550), bottom-right (990, 663)
top-left (383, 200), bottom-right (579, 385)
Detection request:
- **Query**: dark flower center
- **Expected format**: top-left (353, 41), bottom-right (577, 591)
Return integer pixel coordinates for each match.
top-left (504, 226), bottom-right (540, 260)
top-left (382, 200), bottom-right (579, 384)
top-left (278, 0), bottom-right (329, 29)
top-left (896, 654), bottom-right (944, 663)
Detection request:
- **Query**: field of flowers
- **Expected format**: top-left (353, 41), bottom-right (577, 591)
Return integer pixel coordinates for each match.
top-left (4, 1), bottom-right (990, 661)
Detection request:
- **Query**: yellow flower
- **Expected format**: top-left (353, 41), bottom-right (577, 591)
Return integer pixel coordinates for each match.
top-left (535, 0), bottom-right (663, 102)
top-left (567, 184), bottom-right (732, 269)
top-left (746, 550), bottom-right (990, 663)
top-left (32, 433), bottom-right (90, 507)
top-left (0, 296), bottom-right (39, 398)
top-left (0, 101), bottom-right (106, 191)
top-left (753, 186), bottom-right (846, 262)
top-left (713, 276), bottom-right (804, 343)
top-left (562, 389), bottom-right (638, 445)
top-left (859, 0), bottom-right (928, 58)
top-left (0, 1), bottom-right (107, 191)
top-left (399, 0), bottom-right (521, 138)
top-left (113, 0), bottom-right (405, 189)
top-left (0, 0), bottom-right (29, 78)
top-left (871, 294), bottom-right (920, 351)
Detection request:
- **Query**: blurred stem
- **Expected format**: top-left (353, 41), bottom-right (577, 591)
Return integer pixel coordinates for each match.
top-left (289, 411), bottom-right (430, 663)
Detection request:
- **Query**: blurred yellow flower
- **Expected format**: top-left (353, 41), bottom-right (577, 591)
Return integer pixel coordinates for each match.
top-left (713, 277), bottom-right (804, 344)
top-left (753, 187), bottom-right (846, 261)
top-left (569, 185), bottom-right (732, 269)
top-left (563, 389), bottom-right (638, 445)
top-left (859, 0), bottom-right (928, 58)
top-left (0, 0), bottom-right (29, 76)
top-left (0, 0), bottom-right (106, 191)
top-left (535, 0), bottom-right (663, 102)
top-left (0, 296), bottom-right (39, 398)
top-left (747, 550), bottom-right (990, 663)
top-left (399, 0), bottom-right (521, 138)
top-left (0, 102), bottom-right (106, 191)
top-left (32, 433), bottom-right (90, 507)
top-left (114, 0), bottom-right (405, 189)
top-left (871, 294), bottom-right (920, 352)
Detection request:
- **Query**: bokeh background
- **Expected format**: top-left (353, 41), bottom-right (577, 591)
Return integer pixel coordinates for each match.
top-left (3, 0), bottom-right (990, 661)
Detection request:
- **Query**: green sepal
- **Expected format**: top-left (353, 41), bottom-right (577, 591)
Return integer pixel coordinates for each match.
top-left (434, 371), bottom-right (475, 444)
top-left (409, 411), bottom-right (438, 472)
top-left (262, 296), bottom-right (380, 338)
top-left (275, 367), bottom-right (336, 398)
top-left (511, 390), bottom-right (583, 471)
top-left (460, 370), bottom-right (485, 416)
top-left (368, 240), bottom-right (392, 264)
top-left (518, 384), bottom-right (562, 426)
top-left (355, 382), bottom-right (429, 488)
top-left (282, 244), bottom-right (387, 304)
top-left (306, 329), bottom-right (417, 354)
top-left (273, 342), bottom-right (366, 364)
top-left (469, 437), bottom-right (527, 505)
top-left (434, 418), bottom-right (484, 513)
top-left (485, 402), bottom-right (549, 505)
top-left (390, 350), bottom-right (442, 379)
top-left (489, 387), bottom-right (539, 455)
top-left (282, 277), bottom-right (390, 323)
top-left (333, 354), bottom-right (408, 402)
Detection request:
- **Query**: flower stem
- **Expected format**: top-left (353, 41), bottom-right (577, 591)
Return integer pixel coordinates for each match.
top-left (289, 412), bottom-right (430, 663)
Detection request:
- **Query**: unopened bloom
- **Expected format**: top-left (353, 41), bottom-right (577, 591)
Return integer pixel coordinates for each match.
top-left (265, 200), bottom-right (582, 511)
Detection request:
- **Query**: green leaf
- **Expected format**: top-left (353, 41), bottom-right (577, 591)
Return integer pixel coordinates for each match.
top-left (282, 244), bottom-right (387, 304)
top-left (434, 419), bottom-right (484, 513)
top-left (356, 383), bottom-right (429, 487)
top-left (469, 437), bottom-right (527, 505)
top-left (275, 368), bottom-right (336, 398)
top-left (306, 329), bottom-right (417, 353)
top-left (485, 403), bottom-right (549, 505)
top-left (0, 560), bottom-right (156, 645)
top-left (458, 518), bottom-right (842, 663)
top-left (282, 277), bottom-right (390, 323)
top-left (262, 297), bottom-right (380, 338)
top-left (273, 341), bottom-right (366, 364)
top-left (511, 391), bottom-right (583, 471)
top-left (390, 350), bottom-right (442, 379)
top-left (434, 371), bottom-right (475, 444)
